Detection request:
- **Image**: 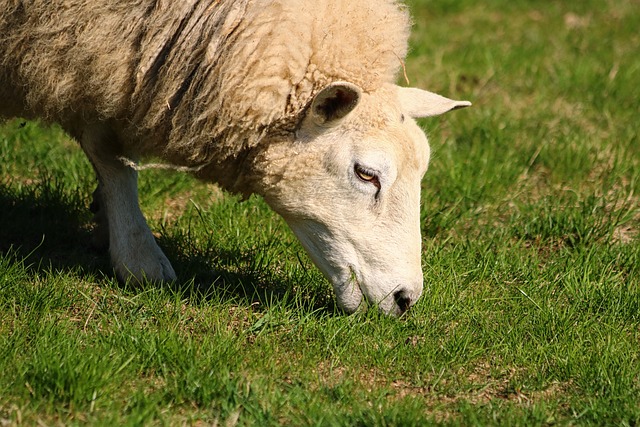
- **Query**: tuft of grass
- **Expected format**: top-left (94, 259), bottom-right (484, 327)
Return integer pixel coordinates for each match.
top-left (1, 0), bottom-right (639, 424)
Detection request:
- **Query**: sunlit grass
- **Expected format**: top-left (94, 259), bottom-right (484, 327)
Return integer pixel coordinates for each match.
top-left (1, 0), bottom-right (639, 424)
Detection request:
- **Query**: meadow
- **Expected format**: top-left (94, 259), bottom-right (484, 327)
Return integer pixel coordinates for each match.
top-left (1, 0), bottom-right (639, 425)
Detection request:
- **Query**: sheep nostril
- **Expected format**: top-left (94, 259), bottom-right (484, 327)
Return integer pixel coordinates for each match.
top-left (393, 290), bottom-right (413, 314)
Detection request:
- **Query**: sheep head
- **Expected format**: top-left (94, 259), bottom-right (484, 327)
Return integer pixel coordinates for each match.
top-left (257, 82), bottom-right (470, 316)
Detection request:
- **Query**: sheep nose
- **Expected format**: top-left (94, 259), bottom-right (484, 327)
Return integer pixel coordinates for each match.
top-left (393, 289), bottom-right (415, 315)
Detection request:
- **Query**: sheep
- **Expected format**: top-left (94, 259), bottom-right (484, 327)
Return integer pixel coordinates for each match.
top-left (0, 0), bottom-right (470, 316)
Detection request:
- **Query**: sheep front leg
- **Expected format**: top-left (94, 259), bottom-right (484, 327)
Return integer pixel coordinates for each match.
top-left (80, 124), bottom-right (177, 283)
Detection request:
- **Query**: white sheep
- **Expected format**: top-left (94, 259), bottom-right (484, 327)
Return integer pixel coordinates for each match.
top-left (0, 0), bottom-right (470, 315)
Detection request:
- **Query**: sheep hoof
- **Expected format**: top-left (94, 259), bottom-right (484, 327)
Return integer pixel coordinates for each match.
top-left (110, 233), bottom-right (177, 283)
top-left (114, 253), bottom-right (177, 284)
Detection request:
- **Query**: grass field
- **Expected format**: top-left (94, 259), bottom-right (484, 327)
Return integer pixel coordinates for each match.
top-left (1, 0), bottom-right (639, 425)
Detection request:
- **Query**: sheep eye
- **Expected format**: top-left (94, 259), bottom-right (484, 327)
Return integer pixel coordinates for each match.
top-left (354, 164), bottom-right (381, 190)
top-left (355, 165), bottom-right (375, 181)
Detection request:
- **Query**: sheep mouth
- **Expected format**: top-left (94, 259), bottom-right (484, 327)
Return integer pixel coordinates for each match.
top-left (334, 266), bottom-right (365, 314)
top-left (342, 268), bottom-right (410, 317)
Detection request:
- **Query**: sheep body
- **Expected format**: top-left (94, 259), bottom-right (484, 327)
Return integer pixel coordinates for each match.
top-left (0, 0), bottom-right (470, 315)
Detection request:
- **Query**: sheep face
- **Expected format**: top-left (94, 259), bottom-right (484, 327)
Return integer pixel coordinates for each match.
top-left (261, 82), bottom-right (470, 316)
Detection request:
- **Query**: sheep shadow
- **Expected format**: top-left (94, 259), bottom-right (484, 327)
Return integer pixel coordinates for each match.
top-left (0, 180), bottom-right (336, 315)
top-left (0, 179), bottom-right (106, 271)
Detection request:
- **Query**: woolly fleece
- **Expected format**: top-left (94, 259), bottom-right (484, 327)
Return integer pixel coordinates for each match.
top-left (0, 0), bottom-right (411, 195)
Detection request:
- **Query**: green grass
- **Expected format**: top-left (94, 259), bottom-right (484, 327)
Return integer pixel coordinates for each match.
top-left (1, 0), bottom-right (639, 425)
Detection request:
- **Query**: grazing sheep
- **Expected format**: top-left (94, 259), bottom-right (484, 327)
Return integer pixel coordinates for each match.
top-left (0, 0), bottom-right (470, 315)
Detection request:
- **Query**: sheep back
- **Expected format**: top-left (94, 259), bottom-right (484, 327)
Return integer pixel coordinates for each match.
top-left (0, 0), bottom-right (411, 194)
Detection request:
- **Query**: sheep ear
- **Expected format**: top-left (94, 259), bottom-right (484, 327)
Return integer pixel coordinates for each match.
top-left (311, 82), bottom-right (361, 125)
top-left (397, 86), bottom-right (471, 118)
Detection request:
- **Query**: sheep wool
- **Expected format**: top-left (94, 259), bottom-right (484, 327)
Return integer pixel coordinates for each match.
top-left (0, 0), bottom-right (411, 195)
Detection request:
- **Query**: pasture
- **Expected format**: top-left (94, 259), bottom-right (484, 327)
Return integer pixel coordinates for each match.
top-left (1, 0), bottom-right (639, 425)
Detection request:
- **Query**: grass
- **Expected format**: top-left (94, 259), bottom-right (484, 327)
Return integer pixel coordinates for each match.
top-left (1, 0), bottom-right (639, 425)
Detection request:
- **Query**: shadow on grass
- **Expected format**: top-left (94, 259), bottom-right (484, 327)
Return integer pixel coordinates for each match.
top-left (0, 178), bottom-right (106, 273)
top-left (0, 179), bottom-right (337, 315)
top-left (161, 233), bottom-right (337, 315)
